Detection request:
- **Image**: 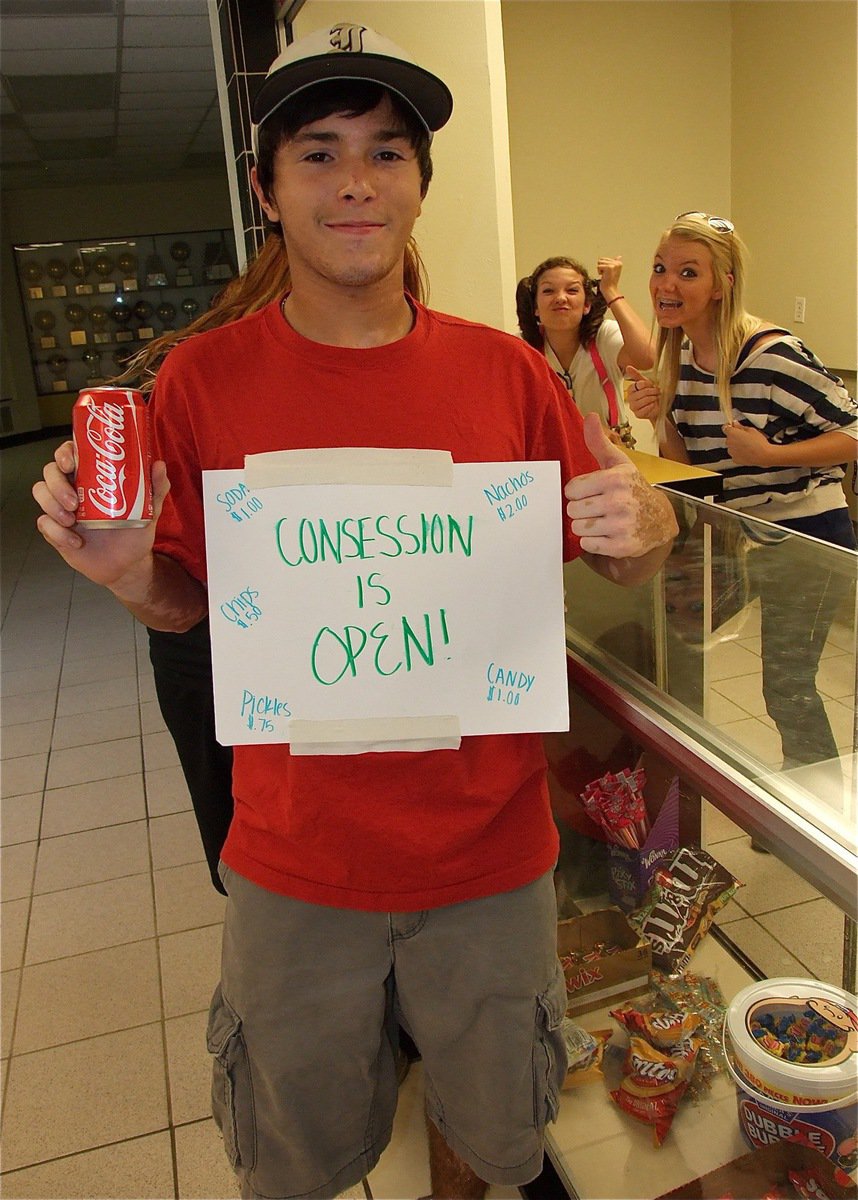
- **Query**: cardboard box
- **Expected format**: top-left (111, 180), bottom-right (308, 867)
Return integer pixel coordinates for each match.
top-left (558, 908), bottom-right (652, 1017)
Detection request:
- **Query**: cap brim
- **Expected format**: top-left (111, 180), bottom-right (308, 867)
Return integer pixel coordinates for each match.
top-left (251, 52), bottom-right (453, 135)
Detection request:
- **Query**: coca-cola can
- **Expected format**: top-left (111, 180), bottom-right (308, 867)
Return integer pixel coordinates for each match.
top-left (73, 387), bottom-right (154, 527)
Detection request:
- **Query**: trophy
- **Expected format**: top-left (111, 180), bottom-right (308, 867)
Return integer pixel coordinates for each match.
top-left (46, 257), bottom-right (68, 297)
top-left (34, 309), bottom-right (57, 349)
top-left (144, 253), bottom-right (168, 288)
top-left (64, 302), bottom-right (88, 346)
top-left (181, 296), bottom-right (200, 324)
top-left (69, 256), bottom-right (93, 295)
top-left (117, 251), bottom-right (138, 291)
top-left (134, 299), bottom-right (155, 340)
top-left (112, 346), bottom-right (133, 370)
top-left (93, 253), bottom-right (117, 294)
top-left (111, 300), bottom-right (134, 343)
top-left (203, 238), bottom-right (235, 282)
top-left (46, 351), bottom-right (69, 392)
top-left (170, 240), bottom-right (194, 287)
top-left (156, 301), bottom-right (176, 330)
top-left (89, 304), bottom-right (111, 344)
top-left (22, 259), bottom-right (44, 299)
top-left (81, 347), bottom-right (104, 382)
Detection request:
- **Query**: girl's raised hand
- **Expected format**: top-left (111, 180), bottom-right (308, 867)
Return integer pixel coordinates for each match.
top-left (596, 256), bottom-right (623, 297)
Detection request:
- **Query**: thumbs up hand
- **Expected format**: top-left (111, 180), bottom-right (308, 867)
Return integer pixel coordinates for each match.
top-left (564, 412), bottom-right (678, 562)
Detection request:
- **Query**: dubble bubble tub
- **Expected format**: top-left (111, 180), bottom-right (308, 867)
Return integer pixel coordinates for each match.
top-left (723, 978), bottom-right (858, 1182)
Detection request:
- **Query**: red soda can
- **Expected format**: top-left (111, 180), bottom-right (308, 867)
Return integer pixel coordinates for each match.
top-left (73, 387), bottom-right (154, 527)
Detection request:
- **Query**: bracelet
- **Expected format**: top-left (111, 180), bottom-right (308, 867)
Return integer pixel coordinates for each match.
top-left (605, 295), bottom-right (625, 307)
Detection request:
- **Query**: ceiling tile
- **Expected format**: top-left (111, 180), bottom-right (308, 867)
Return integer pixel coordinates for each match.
top-left (2, 1), bottom-right (115, 14)
top-left (43, 159), bottom-right (121, 180)
top-left (4, 73), bottom-right (115, 113)
top-left (119, 92), bottom-right (212, 111)
top-left (124, 0), bottom-right (207, 13)
top-left (1, 15), bottom-right (118, 51)
top-left (121, 45), bottom-right (214, 72)
top-left (1, 166), bottom-right (46, 187)
top-left (24, 108), bottom-right (114, 129)
top-left (118, 112), bottom-right (198, 129)
top-left (0, 0), bottom-right (228, 192)
top-left (115, 130), bottom-right (192, 143)
top-left (120, 70), bottom-right (215, 93)
top-left (0, 48), bottom-right (117, 75)
top-left (0, 130), bottom-right (40, 160)
top-left (38, 135), bottom-right (115, 160)
top-left (28, 118), bottom-right (116, 140)
top-left (122, 15), bottom-right (212, 47)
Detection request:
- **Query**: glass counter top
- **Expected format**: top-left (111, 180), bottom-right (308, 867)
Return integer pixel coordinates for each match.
top-left (564, 490), bottom-right (857, 916)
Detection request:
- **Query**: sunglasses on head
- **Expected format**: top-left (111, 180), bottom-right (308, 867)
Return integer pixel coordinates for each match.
top-left (676, 211), bottom-right (735, 234)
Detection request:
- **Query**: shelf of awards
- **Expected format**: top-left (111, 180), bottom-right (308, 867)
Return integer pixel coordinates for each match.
top-left (14, 229), bottom-right (237, 397)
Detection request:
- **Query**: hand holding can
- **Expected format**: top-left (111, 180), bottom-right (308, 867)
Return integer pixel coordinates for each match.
top-left (33, 398), bottom-right (168, 591)
top-left (73, 387), bottom-right (154, 527)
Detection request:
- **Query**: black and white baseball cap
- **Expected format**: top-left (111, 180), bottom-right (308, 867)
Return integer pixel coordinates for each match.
top-left (251, 22), bottom-right (453, 155)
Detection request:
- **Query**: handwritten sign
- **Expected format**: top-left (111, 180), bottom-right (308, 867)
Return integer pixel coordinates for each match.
top-left (203, 458), bottom-right (569, 749)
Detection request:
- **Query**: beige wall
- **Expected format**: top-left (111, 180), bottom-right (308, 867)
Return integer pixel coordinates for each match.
top-left (731, 1), bottom-right (857, 368)
top-left (295, 0), bottom-right (518, 329)
top-left (503, 0), bottom-right (856, 370)
top-left (503, 1), bottom-right (732, 330)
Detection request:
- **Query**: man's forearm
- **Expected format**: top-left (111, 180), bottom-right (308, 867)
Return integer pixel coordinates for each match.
top-left (109, 552), bottom-right (208, 632)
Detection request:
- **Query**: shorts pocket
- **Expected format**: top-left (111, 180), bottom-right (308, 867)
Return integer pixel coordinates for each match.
top-left (207, 984), bottom-right (256, 1171)
top-left (532, 961), bottom-right (568, 1128)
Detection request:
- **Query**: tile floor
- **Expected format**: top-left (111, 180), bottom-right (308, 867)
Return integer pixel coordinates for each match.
top-left (701, 588), bottom-right (856, 994)
top-left (1, 437), bottom-right (855, 1198)
top-left (0, 437), bottom-right (521, 1199)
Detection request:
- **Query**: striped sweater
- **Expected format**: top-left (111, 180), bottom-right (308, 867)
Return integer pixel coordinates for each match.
top-left (672, 333), bottom-right (858, 518)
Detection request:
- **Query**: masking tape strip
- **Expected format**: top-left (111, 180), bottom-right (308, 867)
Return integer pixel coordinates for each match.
top-left (245, 447), bottom-right (454, 489)
top-left (288, 715), bottom-right (461, 756)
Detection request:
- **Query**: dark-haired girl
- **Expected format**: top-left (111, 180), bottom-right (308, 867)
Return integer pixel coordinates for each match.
top-left (516, 255), bottom-right (654, 446)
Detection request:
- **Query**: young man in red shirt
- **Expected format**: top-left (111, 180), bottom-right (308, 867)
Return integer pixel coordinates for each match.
top-left (35, 23), bottom-right (676, 1200)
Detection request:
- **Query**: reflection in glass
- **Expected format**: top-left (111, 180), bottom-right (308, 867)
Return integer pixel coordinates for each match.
top-left (565, 491), bottom-right (857, 855)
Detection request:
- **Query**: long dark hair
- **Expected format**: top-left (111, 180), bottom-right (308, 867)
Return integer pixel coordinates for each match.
top-left (515, 255), bottom-right (607, 351)
top-left (116, 81), bottom-right (432, 394)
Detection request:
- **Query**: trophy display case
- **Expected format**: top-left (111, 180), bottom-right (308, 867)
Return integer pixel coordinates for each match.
top-left (13, 229), bottom-right (237, 397)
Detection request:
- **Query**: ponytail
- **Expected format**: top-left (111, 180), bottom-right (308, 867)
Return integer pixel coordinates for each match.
top-left (515, 275), bottom-right (543, 349)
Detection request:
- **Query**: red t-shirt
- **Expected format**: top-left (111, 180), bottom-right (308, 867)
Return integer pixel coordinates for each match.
top-left (152, 298), bottom-right (598, 910)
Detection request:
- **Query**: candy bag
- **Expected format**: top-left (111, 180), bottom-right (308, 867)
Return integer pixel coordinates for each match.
top-left (560, 1019), bottom-right (612, 1088)
top-left (629, 847), bottom-right (741, 973)
top-left (610, 1034), bottom-right (702, 1145)
top-left (610, 1005), bottom-right (703, 1050)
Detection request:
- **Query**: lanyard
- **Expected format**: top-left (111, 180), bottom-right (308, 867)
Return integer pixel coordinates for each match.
top-left (586, 342), bottom-right (621, 427)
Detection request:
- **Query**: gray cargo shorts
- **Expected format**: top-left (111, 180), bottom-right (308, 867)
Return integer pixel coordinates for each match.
top-left (208, 864), bottom-right (567, 1200)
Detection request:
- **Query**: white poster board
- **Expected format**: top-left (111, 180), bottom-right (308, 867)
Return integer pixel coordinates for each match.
top-left (203, 451), bottom-right (569, 753)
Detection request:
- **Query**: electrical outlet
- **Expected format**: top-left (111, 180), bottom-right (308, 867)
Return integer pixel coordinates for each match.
top-left (794, 296), bottom-right (806, 323)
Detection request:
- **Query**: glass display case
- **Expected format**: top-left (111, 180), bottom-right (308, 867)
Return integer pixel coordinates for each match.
top-left (13, 229), bottom-right (237, 397)
top-left (540, 487), bottom-right (857, 1200)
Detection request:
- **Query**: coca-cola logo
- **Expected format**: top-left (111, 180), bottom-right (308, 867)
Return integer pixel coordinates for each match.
top-left (85, 402), bottom-right (128, 517)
